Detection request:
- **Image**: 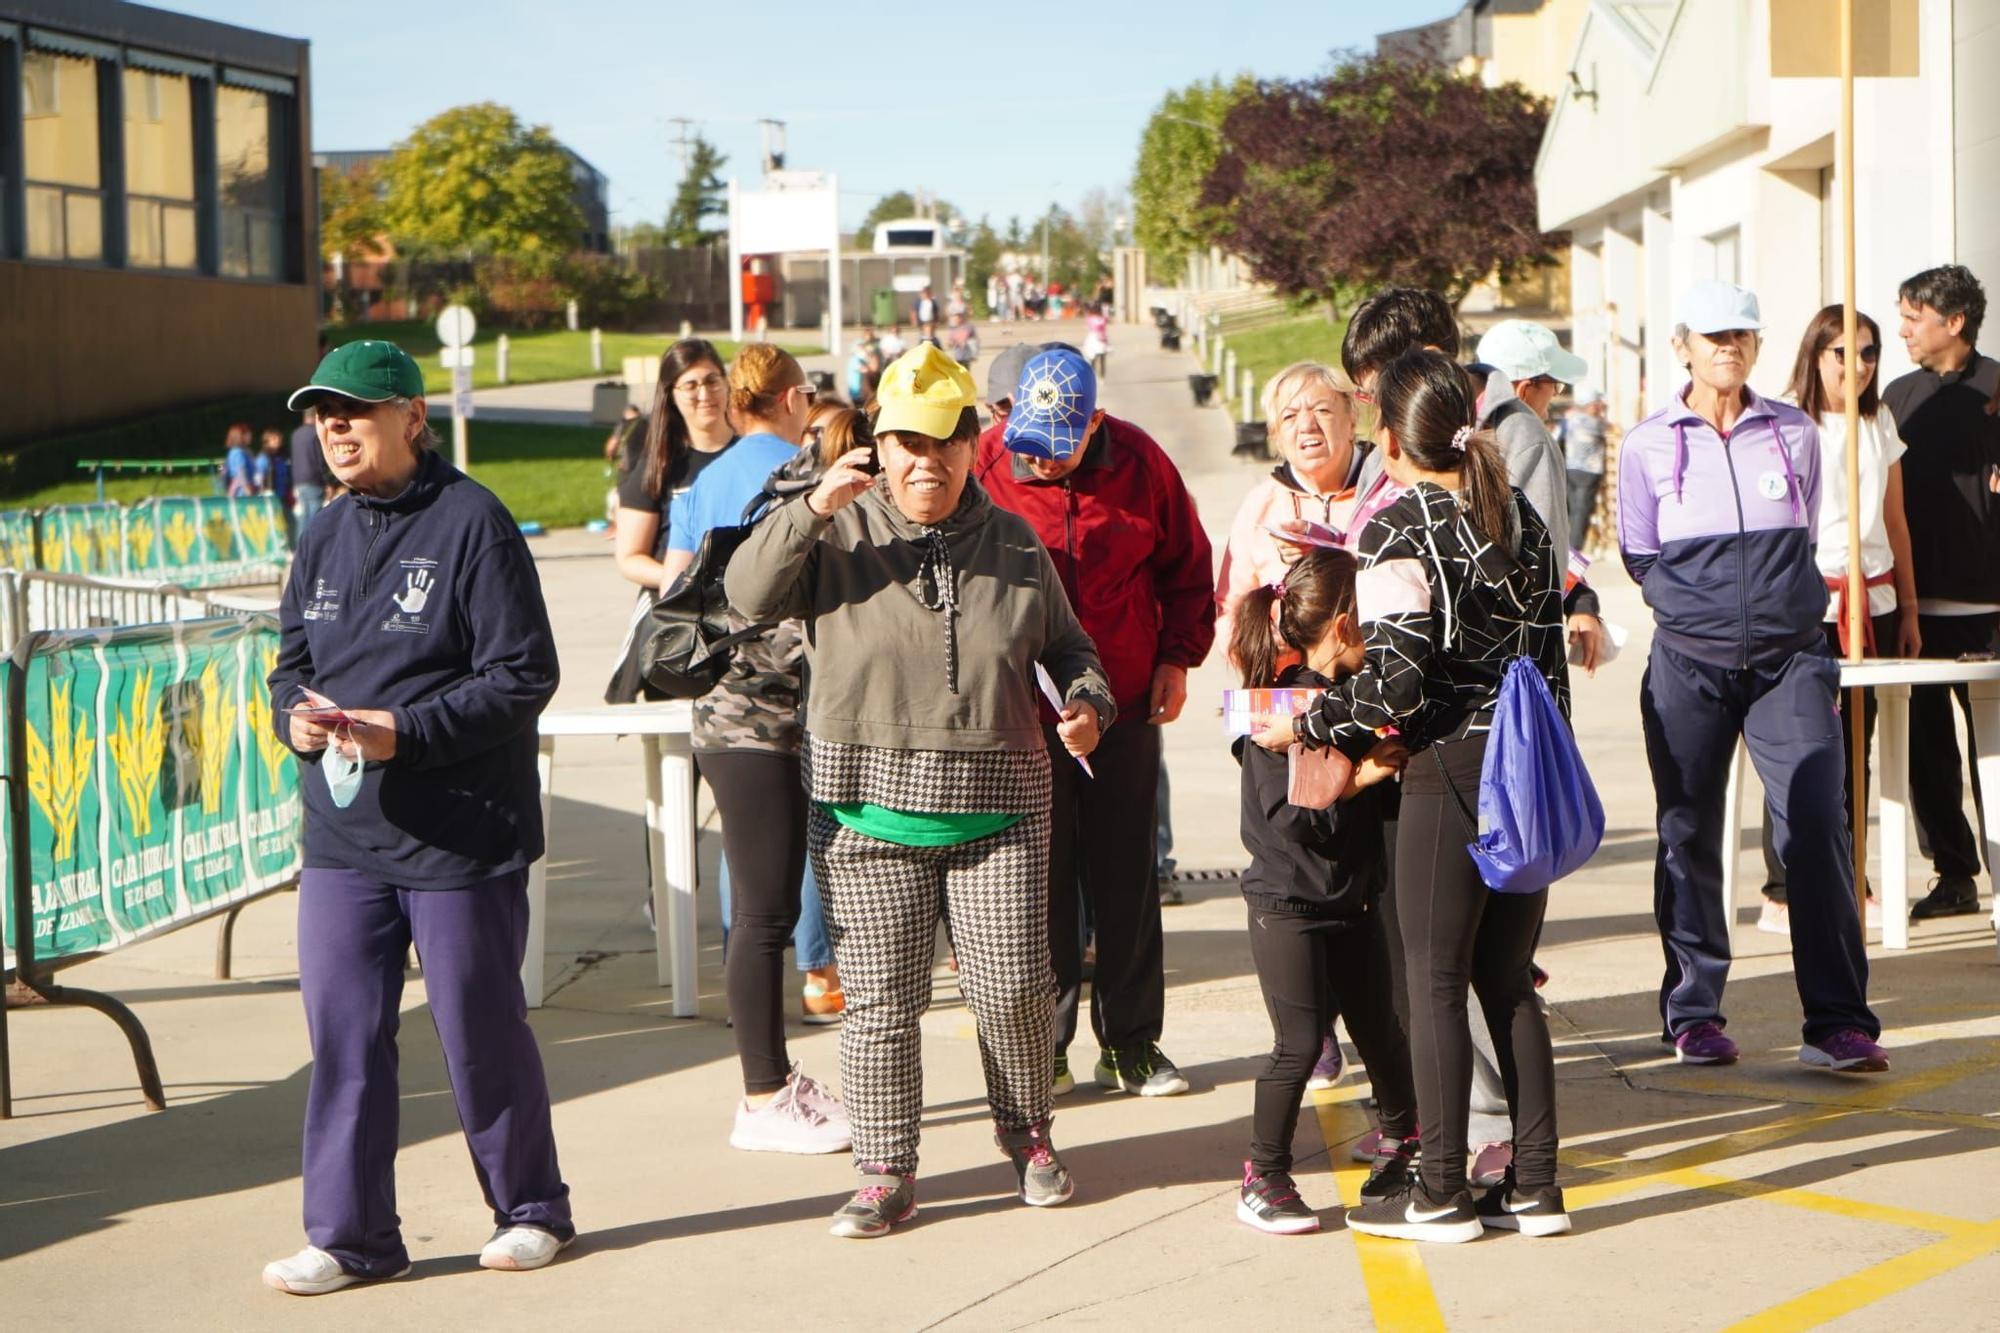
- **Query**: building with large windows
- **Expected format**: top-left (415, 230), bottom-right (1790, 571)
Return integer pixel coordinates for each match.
top-left (0, 1), bottom-right (315, 444)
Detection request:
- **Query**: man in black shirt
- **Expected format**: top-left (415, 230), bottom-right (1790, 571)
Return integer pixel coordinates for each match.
top-left (1885, 264), bottom-right (2000, 920)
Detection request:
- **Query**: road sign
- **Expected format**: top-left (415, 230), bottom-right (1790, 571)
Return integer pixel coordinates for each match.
top-left (436, 304), bottom-right (478, 350)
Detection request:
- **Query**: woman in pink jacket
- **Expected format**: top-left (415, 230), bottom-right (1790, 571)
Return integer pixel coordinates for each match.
top-left (1214, 360), bottom-right (1364, 1094)
top-left (1215, 361), bottom-right (1364, 661)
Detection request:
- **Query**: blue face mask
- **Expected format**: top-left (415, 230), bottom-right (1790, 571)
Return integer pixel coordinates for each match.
top-left (324, 746), bottom-right (363, 808)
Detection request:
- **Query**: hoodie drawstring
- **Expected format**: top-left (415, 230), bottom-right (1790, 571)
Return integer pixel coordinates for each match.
top-left (915, 526), bottom-right (960, 693)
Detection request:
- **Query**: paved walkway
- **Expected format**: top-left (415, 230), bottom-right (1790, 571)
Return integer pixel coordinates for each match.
top-left (4, 321), bottom-right (1999, 1329)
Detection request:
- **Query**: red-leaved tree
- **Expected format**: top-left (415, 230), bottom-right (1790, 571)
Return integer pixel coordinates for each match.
top-left (1202, 55), bottom-right (1563, 305)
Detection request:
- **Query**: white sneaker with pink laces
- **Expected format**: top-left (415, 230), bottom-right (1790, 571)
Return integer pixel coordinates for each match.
top-left (731, 1068), bottom-right (851, 1154)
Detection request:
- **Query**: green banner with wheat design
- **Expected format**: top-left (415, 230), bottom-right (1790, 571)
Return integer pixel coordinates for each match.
top-left (1, 616), bottom-right (301, 973)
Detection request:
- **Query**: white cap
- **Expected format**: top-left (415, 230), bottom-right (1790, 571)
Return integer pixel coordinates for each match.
top-left (1677, 280), bottom-right (1762, 335)
top-left (1475, 319), bottom-right (1590, 384)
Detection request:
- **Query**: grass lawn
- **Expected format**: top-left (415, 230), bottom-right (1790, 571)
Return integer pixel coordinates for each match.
top-left (9, 422), bottom-right (614, 531)
top-left (324, 320), bottom-right (822, 395)
top-left (1211, 312), bottom-right (1351, 420)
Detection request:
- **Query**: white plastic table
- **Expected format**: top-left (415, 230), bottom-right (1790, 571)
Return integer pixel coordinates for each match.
top-left (526, 701), bottom-right (699, 1013)
top-left (1722, 658), bottom-right (2000, 951)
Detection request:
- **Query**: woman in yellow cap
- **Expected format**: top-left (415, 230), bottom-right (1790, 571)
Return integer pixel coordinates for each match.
top-left (728, 344), bottom-right (1112, 1238)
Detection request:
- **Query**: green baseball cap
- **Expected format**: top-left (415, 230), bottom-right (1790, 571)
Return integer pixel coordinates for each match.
top-left (288, 339), bottom-right (426, 410)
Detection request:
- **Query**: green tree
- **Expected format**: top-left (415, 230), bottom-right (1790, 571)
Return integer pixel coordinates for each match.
top-left (857, 190), bottom-right (960, 238)
top-left (964, 217), bottom-right (1001, 315)
top-left (380, 103), bottom-right (582, 267)
top-left (664, 134), bottom-right (728, 247)
top-left (318, 162), bottom-right (387, 262)
top-left (1131, 74), bottom-right (1254, 282)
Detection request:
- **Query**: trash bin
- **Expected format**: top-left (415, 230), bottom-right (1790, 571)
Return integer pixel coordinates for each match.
top-left (809, 370), bottom-right (836, 396)
top-left (1189, 373), bottom-right (1218, 407)
top-left (592, 381), bottom-right (629, 425)
top-left (871, 289), bottom-right (898, 328)
top-left (1233, 422), bottom-right (1271, 459)
top-left (1160, 324), bottom-right (1182, 352)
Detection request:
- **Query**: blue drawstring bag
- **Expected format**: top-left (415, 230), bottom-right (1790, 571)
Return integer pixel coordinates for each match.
top-left (1466, 657), bottom-right (1603, 893)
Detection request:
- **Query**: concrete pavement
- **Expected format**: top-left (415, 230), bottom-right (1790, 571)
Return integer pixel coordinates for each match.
top-left (3, 319), bottom-right (1999, 1330)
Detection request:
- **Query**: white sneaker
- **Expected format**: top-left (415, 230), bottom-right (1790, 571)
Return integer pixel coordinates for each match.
top-left (1757, 900), bottom-right (1790, 936)
top-left (262, 1245), bottom-right (407, 1296)
top-left (730, 1076), bottom-right (851, 1154)
top-left (1866, 896), bottom-right (1883, 931)
top-left (787, 1065), bottom-right (848, 1122)
top-left (479, 1226), bottom-right (574, 1271)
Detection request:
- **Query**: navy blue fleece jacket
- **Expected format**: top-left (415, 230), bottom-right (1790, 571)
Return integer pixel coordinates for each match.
top-left (268, 450), bottom-right (559, 888)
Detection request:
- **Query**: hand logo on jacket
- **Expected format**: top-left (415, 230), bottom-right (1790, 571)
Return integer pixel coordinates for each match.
top-left (394, 569), bottom-right (433, 615)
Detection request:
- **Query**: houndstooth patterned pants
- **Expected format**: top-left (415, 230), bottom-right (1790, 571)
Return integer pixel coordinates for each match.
top-left (808, 804), bottom-right (1055, 1175)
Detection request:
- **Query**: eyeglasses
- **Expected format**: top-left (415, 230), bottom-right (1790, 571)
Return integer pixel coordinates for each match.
top-left (315, 396), bottom-right (385, 419)
top-left (673, 374), bottom-right (727, 398)
top-left (792, 382), bottom-right (819, 403)
top-left (1829, 345), bottom-right (1881, 365)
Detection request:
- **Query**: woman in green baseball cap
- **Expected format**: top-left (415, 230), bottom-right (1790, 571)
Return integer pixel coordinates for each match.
top-left (263, 339), bottom-right (576, 1294)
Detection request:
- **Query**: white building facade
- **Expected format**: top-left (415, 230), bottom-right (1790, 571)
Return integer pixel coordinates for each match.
top-left (1536, 0), bottom-right (1997, 427)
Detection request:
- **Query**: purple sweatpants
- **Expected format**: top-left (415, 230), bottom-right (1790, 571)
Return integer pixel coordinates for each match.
top-left (297, 866), bottom-right (573, 1275)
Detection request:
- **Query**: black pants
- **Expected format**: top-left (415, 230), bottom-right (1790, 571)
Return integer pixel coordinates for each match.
top-left (1761, 615), bottom-right (1896, 899)
top-left (1398, 735), bottom-right (1558, 1194)
top-left (699, 749), bottom-right (807, 1095)
top-left (1565, 469), bottom-right (1602, 550)
top-left (1247, 902), bottom-right (1416, 1175)
top-left (1909, 612), bottom-right (1996, 880)
top-left (1047, 717), bottom-right (1164, 1057)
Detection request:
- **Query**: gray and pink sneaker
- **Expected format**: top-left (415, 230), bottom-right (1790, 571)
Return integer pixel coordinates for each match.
top-left (1674, 1021), bottom-right (1739, 1065)
top-left (1801, 1029), bottom-right (1889, 1073)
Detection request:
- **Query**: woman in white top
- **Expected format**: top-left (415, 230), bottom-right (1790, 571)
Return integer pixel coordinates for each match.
top-left (1758, 305), bottom-right (1919, 933)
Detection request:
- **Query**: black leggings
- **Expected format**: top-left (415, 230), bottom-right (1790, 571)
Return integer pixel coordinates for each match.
top-left (700, 749), bottom-right (807, 1095)
top-left (1247, 902), bottom-right (1416, 1175)
top-left (1398, 735), bottom-right (1557, 1194)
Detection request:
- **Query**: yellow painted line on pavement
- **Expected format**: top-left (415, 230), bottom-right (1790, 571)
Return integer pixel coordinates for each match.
top-left (1650, 1166), bottom-right (1978, 1236)
top-left (1311, 1089), bottom-right (1447, 1333)
top-left (1724, 1219), bottom-right (2000, 1332)
top-left (1565, 1042), bottom-right (2000, 1211)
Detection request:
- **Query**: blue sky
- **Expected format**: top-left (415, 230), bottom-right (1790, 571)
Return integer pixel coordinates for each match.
top-left (164, 0), bottom-right (1456, 232)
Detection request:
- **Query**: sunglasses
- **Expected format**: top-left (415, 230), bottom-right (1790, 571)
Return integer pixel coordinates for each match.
top-left (793, 382), bottom-right (819, 403)
top-left (1829, 345), bottom-right (1880, 365)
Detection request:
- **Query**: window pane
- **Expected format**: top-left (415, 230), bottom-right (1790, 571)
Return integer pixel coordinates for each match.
top-left (220, 211), bottom-right (248, 277)
top-left (216, 84), bottom-right (275, 212)
top-left (127, 197), bottom-right (161, 266)
top-left (163, 205), bottom-right (197, 269)
top-left (25, 184), bottom-right (63, 258)
top-left (65, 191), bottom-right (102, 261)
top-left (22, 53), bottom-right (100, 190)
top-left (123, 68), bottom-right (195, 202)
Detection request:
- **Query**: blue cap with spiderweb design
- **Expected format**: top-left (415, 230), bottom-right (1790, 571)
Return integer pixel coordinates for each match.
top-left (1002, 345), bottom-right (1098, 459)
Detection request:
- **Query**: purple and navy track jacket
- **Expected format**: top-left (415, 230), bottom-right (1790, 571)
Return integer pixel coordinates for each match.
top-left (1618, 387), bottom-right (1827, 669)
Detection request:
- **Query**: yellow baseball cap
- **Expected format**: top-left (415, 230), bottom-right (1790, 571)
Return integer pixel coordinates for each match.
top-left (873, 344), bottom-right (977, 439)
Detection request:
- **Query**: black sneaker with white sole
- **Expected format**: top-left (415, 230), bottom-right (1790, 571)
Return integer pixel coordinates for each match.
top-left (1475, 1174), bottom-right (1572, 1236)
top-left (1360, 1136), bottom-right (1420, 1200)
top-left (1237, 1163), bottom-right (1320, 1235)
top-left (1343, 1177), bottom-right (1482, 1243)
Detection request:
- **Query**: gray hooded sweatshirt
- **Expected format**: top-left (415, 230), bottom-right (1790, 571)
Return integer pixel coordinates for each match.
top-left (725, 475), bottom-right (1114, 753)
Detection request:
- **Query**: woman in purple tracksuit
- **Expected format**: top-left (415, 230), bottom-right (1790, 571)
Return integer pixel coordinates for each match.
top-left (1620, 281), bottom-right (1886, 1074)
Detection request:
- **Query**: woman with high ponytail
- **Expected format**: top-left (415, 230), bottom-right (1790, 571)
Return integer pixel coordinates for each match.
top-left (1253, 347), bottom-right (1573, 1243)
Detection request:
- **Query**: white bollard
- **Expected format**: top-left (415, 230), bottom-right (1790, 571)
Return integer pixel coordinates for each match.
top-left (496, 334), bottom-right (510, 386)
top-left (566, 298), bottom-right (580, 332)
top-left (591, 327), bottom-right (604, 373)
top-left (1242, 370), bottom-right (1255, 424)
top-left (679, 318), bottom-right (693, 339)
top-left (1223, 347), bottom-right (1237, 400)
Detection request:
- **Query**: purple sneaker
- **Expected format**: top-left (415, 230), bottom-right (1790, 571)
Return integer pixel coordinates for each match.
top-left (1674, 1022), bottom-right (1739, 1065)
top-left (1801, 1029), bottom-right (1889, 1073)
top-left (1307, 1036), bottom-right (1344, 1091)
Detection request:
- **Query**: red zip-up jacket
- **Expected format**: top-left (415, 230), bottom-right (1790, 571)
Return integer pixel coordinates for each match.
top-left (976, 414), bottom-right (1216, 717)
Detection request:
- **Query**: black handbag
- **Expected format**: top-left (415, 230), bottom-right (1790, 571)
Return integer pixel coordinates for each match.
top-left (629, 451), bottom-right (820, 701)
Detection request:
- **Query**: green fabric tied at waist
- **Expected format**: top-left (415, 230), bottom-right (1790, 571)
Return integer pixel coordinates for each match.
top-left (821, 802), bottom-right (1025, 848)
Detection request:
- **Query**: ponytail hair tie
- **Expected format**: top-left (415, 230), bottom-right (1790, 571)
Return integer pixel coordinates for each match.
top-left (1268, 577), bottom-right (1287, 597)
top-left (1450, 425), bottom-right (1473, 452)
